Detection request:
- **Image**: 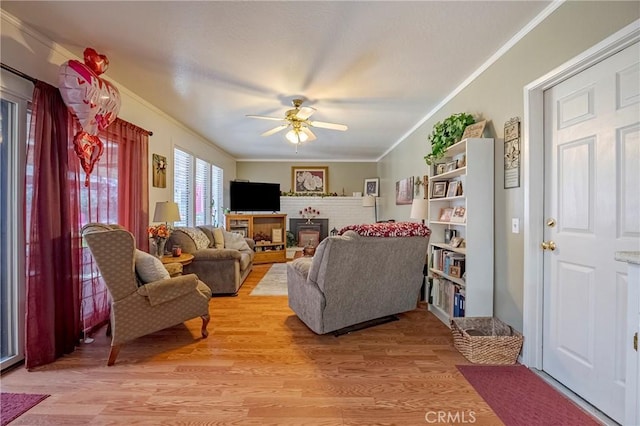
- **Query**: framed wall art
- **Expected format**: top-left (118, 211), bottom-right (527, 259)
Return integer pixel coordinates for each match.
top-left (292, 166), bottom-right (328, 194)
top-left (152, 153), bottom-right (167, 188)
top-left (395, 177), bottom-right (414, 205)
top-left (364, 178), bottom-right (379, 197)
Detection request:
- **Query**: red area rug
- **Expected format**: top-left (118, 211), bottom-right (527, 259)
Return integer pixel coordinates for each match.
top-left (1, 392), bottom-right (49, 425)
top-left (457, 365), bottom-right (602, 426)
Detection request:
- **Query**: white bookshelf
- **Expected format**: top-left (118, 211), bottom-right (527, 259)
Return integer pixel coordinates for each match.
top-left (427, 138), bottom-right (494, 326)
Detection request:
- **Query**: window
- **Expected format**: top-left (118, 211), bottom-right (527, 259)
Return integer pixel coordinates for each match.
top-left (1, 70), bottom-right (31, 370)
top-left (174, 147), bottom-right (223, 227)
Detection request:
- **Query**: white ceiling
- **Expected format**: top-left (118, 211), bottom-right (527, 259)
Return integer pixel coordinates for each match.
top-left (2, 1), bottom-right (551, 161)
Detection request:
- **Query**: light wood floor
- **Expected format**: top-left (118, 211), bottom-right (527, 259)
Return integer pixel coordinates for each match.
top-left (1, 265), bottom-right (503, 425)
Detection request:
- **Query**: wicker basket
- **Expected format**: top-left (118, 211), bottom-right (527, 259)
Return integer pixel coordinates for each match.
top-left (450, 317), bottom-right (523, 364)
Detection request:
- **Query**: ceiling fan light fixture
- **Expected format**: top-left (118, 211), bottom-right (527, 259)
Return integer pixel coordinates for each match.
top-left (285, 128), bottom-right (308, 144)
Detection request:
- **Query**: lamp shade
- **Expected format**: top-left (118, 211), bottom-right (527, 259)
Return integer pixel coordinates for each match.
top-left (362, 195), bottom-right (376, 207)
top-left (153, 201), bottom-right (181, 223)
top-left (410, 198), bottom-right (429, 221)
top-left (285, 129), bottom-right (308, 144)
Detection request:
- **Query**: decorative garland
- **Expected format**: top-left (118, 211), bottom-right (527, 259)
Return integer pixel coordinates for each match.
top-left (280, 191), bottom-right (340, 197)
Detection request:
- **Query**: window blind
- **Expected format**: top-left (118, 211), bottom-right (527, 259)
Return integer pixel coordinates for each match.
top-left (173, 148), bottom-right (192, 227)
top-left (212, 165), bottom-right (223, 226)
top-left (195, 158), bottom-right (211, 226)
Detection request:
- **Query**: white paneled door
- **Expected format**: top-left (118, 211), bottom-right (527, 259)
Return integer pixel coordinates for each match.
top-left (542, 43), bottom-right (639, 423)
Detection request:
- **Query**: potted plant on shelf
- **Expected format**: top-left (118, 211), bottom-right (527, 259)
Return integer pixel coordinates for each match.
top-left (424, 112), bottom-right (475, 165)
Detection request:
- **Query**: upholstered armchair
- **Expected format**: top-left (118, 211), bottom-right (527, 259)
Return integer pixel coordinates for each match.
top-left (82, 224), bottom-right (212, 366)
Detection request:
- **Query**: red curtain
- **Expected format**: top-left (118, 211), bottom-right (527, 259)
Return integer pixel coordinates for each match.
top-left (25, 82), bottom-right (81, 368)
top-left (79, 119), bottom-right (150, 334)
top-left (108, 118), bottom-right (149, 251)
top-left (25, 82), bottom-right (151, 368)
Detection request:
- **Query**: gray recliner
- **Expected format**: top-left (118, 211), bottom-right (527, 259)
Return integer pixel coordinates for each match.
top-left (287, 230), bottom-right (429, 334)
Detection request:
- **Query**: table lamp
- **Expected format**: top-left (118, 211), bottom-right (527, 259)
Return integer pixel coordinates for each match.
top-left (362, 195), bottom-right (377, 223)
top-left (410, 198), bottom-right (429, 224)
top-left (153, 201), bottom-right (181, 225)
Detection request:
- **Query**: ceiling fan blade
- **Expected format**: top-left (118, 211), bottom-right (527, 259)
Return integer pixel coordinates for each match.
top-left (295, 106), bottom-right (316, 120)
top-left (261, 125), bottom-right (289, 137)
top-left (301, 127), bottom-right (316, 142)
top-left (310, 121), bottom-right (348, 131)
top-left (246, 114), bottom-right (286, 122)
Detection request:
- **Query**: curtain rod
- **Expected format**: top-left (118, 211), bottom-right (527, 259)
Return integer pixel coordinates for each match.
top-left (1, 62), bottom-right (38, 84)
top-left (1, 62), bottom-right (154, 136)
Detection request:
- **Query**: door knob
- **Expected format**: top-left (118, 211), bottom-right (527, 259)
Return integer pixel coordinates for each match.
top-left (541, 241), bottom-right (556, 251)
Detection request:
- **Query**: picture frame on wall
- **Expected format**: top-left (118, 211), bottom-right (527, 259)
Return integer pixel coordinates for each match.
top-left (364, 178), bottom-right (379, 197)
top-left (152, 153), bottom-right (167, 188)
top-left (291, 166), bottom-right (329, 194)
top-left (395, 177), bottom-right (414, 205)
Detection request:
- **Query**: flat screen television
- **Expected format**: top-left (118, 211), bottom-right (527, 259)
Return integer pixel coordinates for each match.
top-left (230, 181), bottom-right (281, 212)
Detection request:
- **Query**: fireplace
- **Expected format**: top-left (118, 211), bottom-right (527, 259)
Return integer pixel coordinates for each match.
top-left (290, 218), bottom-right (329, 246)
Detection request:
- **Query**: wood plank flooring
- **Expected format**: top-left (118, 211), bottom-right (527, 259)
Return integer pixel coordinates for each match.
top-left (1, 264), bottom-right (503, 425)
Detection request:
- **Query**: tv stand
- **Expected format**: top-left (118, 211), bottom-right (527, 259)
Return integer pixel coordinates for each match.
top-left (225, 213), bottom-right (287, 264)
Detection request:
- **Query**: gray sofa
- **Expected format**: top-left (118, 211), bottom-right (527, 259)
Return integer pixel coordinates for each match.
top-left (287, 229), bottom-right (429, 334)
top-left (167, 226), bottom-right (255, 296)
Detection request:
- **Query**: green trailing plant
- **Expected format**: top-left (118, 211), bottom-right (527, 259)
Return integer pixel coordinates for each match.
top-left (424, 113), bottom-right (475, 165)
top-left (286, 231), bottom-right (297, 248)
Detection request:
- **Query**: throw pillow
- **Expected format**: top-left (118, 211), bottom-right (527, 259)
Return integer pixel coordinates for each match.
top-left (179, 227), bottom-right (211, 250)
top-left (222, 230), bottom-right (250, 251)
top-left (197, 225), bottom-right (225, 249)
top-left (135, 249), bottom-right (170, 284)
top-left (196, 226), bottom-right (216, 248)
top-left (213, 227), bottom-right (224, 249)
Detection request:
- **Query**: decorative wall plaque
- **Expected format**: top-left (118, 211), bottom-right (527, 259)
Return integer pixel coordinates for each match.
top-left (504, 117), bottom-right (521, 189)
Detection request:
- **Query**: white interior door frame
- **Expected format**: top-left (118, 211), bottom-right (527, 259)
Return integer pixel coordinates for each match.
top-left (522, 19), bottom-right (640, 369)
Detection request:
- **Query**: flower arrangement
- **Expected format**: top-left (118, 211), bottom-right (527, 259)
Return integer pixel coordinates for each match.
top-left (148, 223), bottom-right (171, 257)
top-left (148, 223), bottom-right (170, 240)
top-left (300, 206), bottom-right (320, 221)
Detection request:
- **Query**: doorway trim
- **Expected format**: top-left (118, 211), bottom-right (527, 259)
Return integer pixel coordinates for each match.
top-left (522, 20), bottom-right (640, 368)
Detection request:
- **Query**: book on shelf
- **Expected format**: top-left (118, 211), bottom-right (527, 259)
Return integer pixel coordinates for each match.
top-left (431, 277), bottom-right (465, 318)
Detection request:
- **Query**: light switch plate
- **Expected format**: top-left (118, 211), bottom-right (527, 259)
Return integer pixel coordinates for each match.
top-left (512, 218), bottom-right (520, 234)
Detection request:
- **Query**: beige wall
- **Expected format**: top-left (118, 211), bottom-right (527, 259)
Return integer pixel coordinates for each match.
top-left (0, 12), bottom-right (238, 214)
top-left (237, 161), bottom-right (378, 196)
top-left (3, 3), bottom-right (637, 332)
top-left (379, 1), bottom-right (639, 330)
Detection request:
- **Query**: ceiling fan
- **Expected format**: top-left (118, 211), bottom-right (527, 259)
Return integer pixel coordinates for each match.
top-left (247, 98), bottom-right (348, 146)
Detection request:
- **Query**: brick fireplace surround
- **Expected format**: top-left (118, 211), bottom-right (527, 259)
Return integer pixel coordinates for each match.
top-left (279, 196), bottom-right (375, 240)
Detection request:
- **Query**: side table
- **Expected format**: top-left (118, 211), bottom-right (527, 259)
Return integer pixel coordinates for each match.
top-left (161, 253), bottom-right (194, 266)
top-left (160, 253), bottom-right (194, 277)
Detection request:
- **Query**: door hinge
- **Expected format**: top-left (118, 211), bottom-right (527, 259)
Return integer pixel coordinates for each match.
top-left (634, 332), bottom-right (638, 351)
